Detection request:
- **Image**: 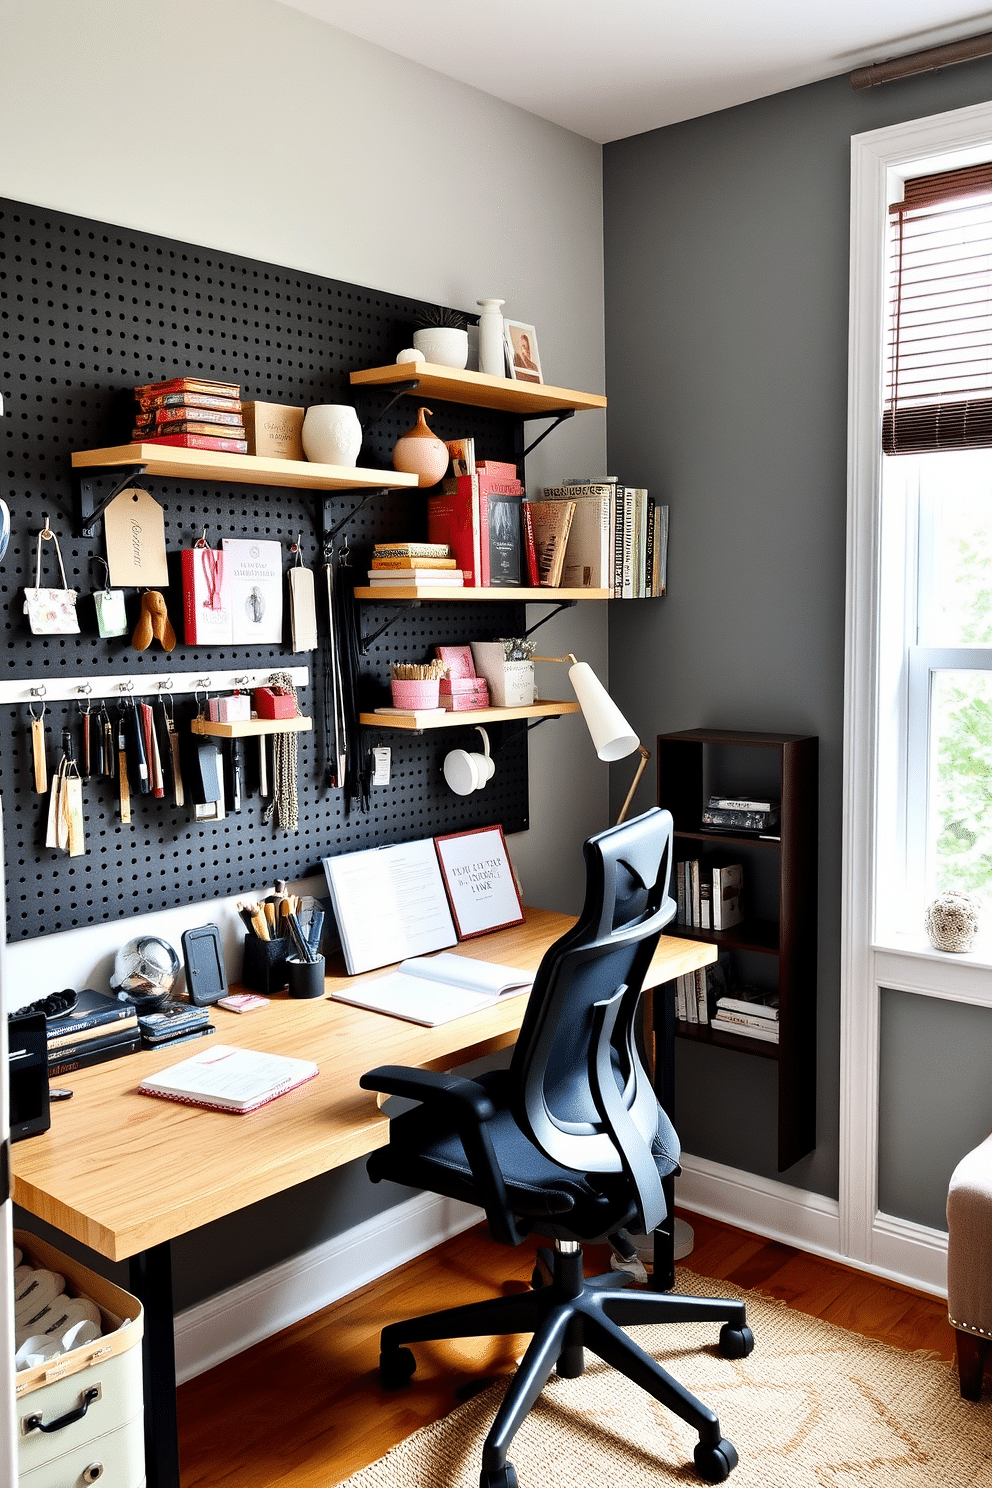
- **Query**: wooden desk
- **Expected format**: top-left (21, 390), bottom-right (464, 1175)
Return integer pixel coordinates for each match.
top-left (12, 910), bottom-right (714, 1488)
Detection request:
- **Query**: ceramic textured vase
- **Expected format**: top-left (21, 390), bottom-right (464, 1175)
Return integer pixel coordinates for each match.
top-left (477, 298), bottom-right (506, 377)
top-left (412, 327), bottom-right (469, 369)
top-left (392, 406), bottom-right (449, 488)
top-left (301, 404), bottom-right (362, 467)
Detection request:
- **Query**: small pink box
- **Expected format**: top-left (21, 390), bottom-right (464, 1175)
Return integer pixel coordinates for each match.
top-left (254, 687), bottom-right (297, 719)
top-left (391, 678), bottom-right (441, 709)
top-left (208, 694), bottom-right (252, 723)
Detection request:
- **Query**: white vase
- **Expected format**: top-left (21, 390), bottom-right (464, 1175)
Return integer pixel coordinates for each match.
top-left (301, 404), bottom-right (362, 467)
top-left (477, 298), bottom-right (506, 377)
top-left (412, 327), bottom-right (469, 369)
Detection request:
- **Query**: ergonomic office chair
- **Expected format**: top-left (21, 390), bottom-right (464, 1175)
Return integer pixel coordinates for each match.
top-left (361, 808), bottom-right (753, 1487)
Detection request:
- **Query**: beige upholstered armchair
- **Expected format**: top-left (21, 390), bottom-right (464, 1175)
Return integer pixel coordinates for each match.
top-left (947, 1132), bottom-right (992, 1399)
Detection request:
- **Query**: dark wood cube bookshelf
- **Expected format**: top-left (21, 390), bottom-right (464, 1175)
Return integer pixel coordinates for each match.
top-left (657, 728), bottom-right (818, 1171)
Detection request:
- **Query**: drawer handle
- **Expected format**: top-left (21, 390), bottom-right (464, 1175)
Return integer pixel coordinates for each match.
top-left (22, 1384), bottom-right (101, 1435)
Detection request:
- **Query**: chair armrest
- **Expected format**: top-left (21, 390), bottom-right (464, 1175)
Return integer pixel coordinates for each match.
top-left (361, 1064), bottom-right (526, 1247)
top-left (360, 1066), bottom-right (497, 1122)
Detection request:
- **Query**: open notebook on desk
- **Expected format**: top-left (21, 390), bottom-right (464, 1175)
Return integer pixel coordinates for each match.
top-left (332, 952), bottom-right (534, 1026)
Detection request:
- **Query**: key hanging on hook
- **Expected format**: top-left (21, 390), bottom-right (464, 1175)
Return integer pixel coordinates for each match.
top-left (79, 691), bottom-right (92, 780)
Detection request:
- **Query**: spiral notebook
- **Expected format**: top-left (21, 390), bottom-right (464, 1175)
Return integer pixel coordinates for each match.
top-left (138, 1044), bottom-right (318, 1113)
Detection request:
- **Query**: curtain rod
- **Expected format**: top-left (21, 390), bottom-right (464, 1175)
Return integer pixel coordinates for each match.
top-left (851, 30), bottom-right (992, 89)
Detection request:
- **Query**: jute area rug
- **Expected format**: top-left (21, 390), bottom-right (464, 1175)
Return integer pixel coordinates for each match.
top-left (338, 1267), bottom-right (992, 1488)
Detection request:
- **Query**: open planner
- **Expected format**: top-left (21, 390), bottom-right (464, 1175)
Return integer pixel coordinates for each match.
top-left (332, 952), bottom-right (534, 1026)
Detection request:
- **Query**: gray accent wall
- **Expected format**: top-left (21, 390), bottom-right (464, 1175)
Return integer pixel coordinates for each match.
top-left (603, 62), bottom-right (992, 1200)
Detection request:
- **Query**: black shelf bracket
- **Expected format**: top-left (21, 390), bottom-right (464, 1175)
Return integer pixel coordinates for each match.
top-left (517, 408), bottom-right (576, 460)
top-left (522, 599), bottom-right (577, 637)
top-left (357, 381), bottom-right (420, 431)
top-left (321, 488), bottom-right (390, 554)
top-left (74, 464), bottom-right (148, 538)
top-left (493, 715), bottom-right (565, 752)
top-left (358, 600), bottom-right (423, 653)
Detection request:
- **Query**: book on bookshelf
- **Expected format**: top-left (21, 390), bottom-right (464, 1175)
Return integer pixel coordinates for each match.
top-left (694, 965), bottom-right (709, 1024)
top-left (136, 390), bottom-right (242, 413)
top-left (373, 542), bottom-right (452, 560)
top-left (369, 556), bottom-right (458, 570)
top-left (367, 569), bottom-right (465, 586)
top-left (134, 377), bottom-right (241, 399)
top-left (653, 503), bottom-right (669, 597)
top-left (542, 489), bottom-right (613, 590)
top-left (445, 437), bottom-right (475, 477)
top-left (427, 484), bottom-right (482, 586)
top-left (153, 405), bottom-right (244, 427)
top-left (139, 432), bottom-right (248, 453)
top-left (711, 863), bottom-right (743, 930)
top-left (703, 805), bottom-right (780, 832)
top-left (710, 1014), bottom-right (779, 1043)
top-left (699, 876), bottom-right (712, 930)
top-left (689, 858), bottom-right (701, 928)
top-left (521, 502), bottom-right (540, 586)
top-left (709, 795), bottom-right (778, 812)
top-left (715, 988), bottom-right (779, 1020)
top-left (526, 500), bottom-right (576, 587)
top-left (147, 420), bottom-right (247, 440)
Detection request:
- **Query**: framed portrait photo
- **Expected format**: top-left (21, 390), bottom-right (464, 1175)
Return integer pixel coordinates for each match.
top-left (434, 825), bottom-right (525, 939)
top-left (504, 320), bottom-right (543, 384)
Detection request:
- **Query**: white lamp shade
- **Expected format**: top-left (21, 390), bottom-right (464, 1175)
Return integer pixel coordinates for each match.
top-left (567, 661), bottom-right (639, 761)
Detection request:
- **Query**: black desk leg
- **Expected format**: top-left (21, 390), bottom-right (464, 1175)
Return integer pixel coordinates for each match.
top-left (650, 981), bottom-right (677, 1293)
top-left (129, 1242), bottom-right (181, 1488)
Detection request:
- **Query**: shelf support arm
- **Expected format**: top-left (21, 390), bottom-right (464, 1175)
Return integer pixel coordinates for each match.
top-left (519, 409), bottom-right (575, 460)
top-left (522, 599), bottom-right (577, 637)
top-left (322, 488), bottom-right (389, 552)
top-left (75, 464), bottom-right (148, 538)
top-left (358, 601), bottom-right (422, 654)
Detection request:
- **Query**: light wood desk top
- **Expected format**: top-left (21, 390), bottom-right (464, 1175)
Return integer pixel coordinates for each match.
top-left (11, 910), bottom-right (715, 1263)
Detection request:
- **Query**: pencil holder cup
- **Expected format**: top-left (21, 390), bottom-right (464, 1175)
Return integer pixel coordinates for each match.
top-left (242, 934), bottom-right (290, 995)
top-left (287, 954), bottom-right (326, 1000)
top-left (390, 677), bottom-right (440, 709)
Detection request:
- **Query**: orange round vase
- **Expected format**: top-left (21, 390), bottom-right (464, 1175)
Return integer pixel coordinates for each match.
top-left (392, 406), bottom-right (449, 489)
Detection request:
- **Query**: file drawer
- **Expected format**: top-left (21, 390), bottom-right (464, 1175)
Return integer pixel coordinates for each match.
top-left (15, 1232), bottom-right (143, 1483)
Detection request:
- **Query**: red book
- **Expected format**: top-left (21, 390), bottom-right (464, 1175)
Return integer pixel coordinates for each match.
top-left (136, 391), bottom-right (243, 413)
top-left (138, 433), bottom-right (248, 453)
top-left (427, 484), bottom-right (481, 586)
top-left (455, 474), bottom-right (523, 586)
top-left (148, 421), bottom-right (247, 439)
top-left (154, 405), bottom-right (245, 427)
top-left (134, 377), bottom-right (240, 399)
top-left (522, 502), bottom-right (540, 587)
top-left (476, 460), bottom-right (518, 479)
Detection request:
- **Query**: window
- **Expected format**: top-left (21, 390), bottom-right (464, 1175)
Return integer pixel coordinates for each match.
top-left (878, 162), bottom-right (992, 942)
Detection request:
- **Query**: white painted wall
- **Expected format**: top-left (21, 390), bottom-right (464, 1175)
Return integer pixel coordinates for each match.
top-left (0, 0), bottom-right (610, 997)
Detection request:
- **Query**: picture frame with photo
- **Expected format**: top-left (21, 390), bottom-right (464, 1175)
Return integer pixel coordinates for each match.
top-left (504, 320), bottom-right (543, 384)
top-left (434, 825), bottom-right (525, 939)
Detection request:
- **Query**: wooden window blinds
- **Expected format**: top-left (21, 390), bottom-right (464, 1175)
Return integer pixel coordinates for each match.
top-left (885, 162), bottom-right (992, 454)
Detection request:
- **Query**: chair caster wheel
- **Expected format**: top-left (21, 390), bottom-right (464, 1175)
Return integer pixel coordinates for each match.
top-left (480, 1462), bottom-right (517, 1488)
top-left (718, 1323), bottom-right (754, 1359)
top-left (693, 1437), bottom-right (738, 1482)
top-left (379, 1345), bottom-right (416, 1389)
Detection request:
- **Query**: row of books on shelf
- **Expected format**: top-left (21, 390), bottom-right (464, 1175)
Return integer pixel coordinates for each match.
top-left (423, 445), bottom-right (668, 595)
top-left (676, 859), bottom-right (744, 931)
top-left (676, 953), bottom-right (779, 1043)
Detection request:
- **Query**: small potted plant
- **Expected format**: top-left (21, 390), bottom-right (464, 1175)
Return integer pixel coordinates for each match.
top-left (412, 306), bottom-right (469, 369)
top-left (469, 638), bottom-right (536, 708)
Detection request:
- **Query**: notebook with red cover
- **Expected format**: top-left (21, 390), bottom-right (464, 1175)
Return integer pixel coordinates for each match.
top-left (138, 1044), bottom-right (318, 1113)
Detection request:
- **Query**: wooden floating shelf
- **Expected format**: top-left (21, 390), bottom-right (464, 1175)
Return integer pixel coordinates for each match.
top-left (190, 717), bottom-right (313, 738)
top-left (355, 586), bottom-right (612, 601)
top-left (359, 700), bottom-right (580, 731)
top-left (72, 445), bottom-right (419, 492)
top-left (350, 362), bottom-right (607, 416)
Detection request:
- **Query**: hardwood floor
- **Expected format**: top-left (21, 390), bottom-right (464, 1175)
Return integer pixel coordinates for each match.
top-left (176, 1210), bottom-right (959, 1488)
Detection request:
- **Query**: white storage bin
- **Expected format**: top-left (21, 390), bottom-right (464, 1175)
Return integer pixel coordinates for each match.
top-left (15, 1232), bottom-right (144, 1488)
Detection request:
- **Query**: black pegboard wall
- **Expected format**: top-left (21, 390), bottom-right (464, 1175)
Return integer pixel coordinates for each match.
top-left (0, 198), bottom-right (532, 940)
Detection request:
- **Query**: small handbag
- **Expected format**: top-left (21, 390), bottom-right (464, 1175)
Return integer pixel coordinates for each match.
top-left (23, 521), bottom-right (80, 635)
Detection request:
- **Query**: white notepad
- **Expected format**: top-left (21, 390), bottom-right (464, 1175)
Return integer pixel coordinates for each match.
top-left (323, 838), bottom-right (457, 974)
top-left (138, 1045), bottom-right (318, 1113)
top-left (333, 952), bottom-right (534, 1026)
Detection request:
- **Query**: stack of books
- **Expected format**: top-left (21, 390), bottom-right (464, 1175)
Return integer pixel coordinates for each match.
top-left (535, 478), bottom-right (668, 597)
top-left (46, 989), bottom-right (141, 1078)
top-left (676, 860), bottom-right (743, 931)
top-left (701, 795), bottom-right (780, 836)
top-left (132, 377), bottom-right (247, 453)
top-left (427, 443), bottom-right (523, 587)
top-left (367, 542), bottom-right (463, 588)
top-left (711, 987), bottom-right (780, 1043)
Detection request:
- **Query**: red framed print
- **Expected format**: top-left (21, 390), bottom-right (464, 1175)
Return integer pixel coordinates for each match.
top-left (434, 825), bottom-right (525, 939)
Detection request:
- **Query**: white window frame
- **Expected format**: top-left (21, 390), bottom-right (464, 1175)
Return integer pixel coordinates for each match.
top-left (844, 101), bottom-right (992, 1290)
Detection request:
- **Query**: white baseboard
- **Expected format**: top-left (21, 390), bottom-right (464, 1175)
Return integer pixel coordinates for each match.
top-left (173, 1191), bottom-right (481, 1385)
top-left (678, 1151), bottom-right (948, 1298)
top-left (174, 1158), bottom-right (951, 1383)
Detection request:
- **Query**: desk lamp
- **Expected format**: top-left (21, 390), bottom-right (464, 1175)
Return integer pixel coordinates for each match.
top-left (533, 653), bottom-right (650, 824)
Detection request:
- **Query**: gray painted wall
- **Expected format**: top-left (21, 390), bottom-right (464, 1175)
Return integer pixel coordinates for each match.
top-left (602, 61), bottom-right (992, 1201)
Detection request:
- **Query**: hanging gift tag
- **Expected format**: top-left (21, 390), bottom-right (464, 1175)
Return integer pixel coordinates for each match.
top-left (104, 487), bottom-right (169, 587)
top-left (45, 770), bottom-right (61, 848)
top-left (64, 771), bottom-right (85, 858)
top-left (288, 563), bottom-right (318, 651)
top-left (94, 586), bottom-right (129, 638)
top-left (24, 521), bottom-right (79, 635)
